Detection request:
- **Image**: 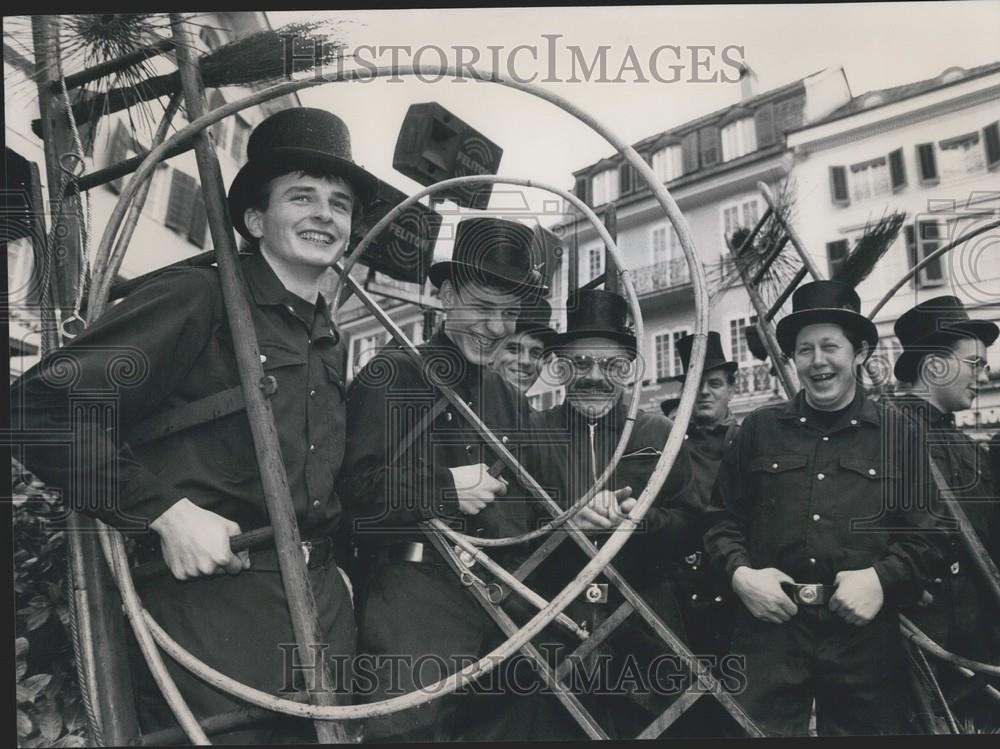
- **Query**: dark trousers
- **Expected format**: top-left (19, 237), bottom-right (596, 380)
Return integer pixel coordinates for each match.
top-left (729, 604), bottom-right (913, 737)
top-left (128, 560), bottom-right (356, 744)
top-left (357, 560), bottom-right (557, 743)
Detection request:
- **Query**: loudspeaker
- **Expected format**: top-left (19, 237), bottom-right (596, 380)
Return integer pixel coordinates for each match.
top-left (392, 102), bottom-right (503, 210)
top-left (348, 179), bottom-right (442, 285)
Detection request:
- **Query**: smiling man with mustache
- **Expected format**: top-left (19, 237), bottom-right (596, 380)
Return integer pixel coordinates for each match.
top-left (527, 288), bottom-right (699, 738)
top-left (888, 296), bottom-right (1000, 731)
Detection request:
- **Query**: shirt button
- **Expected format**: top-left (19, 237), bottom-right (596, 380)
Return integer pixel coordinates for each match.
top-left (812, 513), bottom-right (821, 521)
top-left (809, 557), bottom-right (817, 565)
top-left (445, 412), bottom-right (453, 422)
top-left (307, 338), bottom-right (312, 345)
top-left (850, 419), bottom-right (858, 426)
top-left (799, 417), bottom-right (807, 423)
top-left (817, 473), bottom-right (825, 480)
top-left (312, 499), bottom-right (321, 511)
top-left (309, 389), bottom-right (316, 398)
top-left (683, 434), bottom-right (689, 440)
top-left (309, 444), bottom-right (316, 453)
top-left (772, 462), bottom-right (779, 469)
top-left (714, 595), bottom-right (723, 603)
top-left (501, 435), bottom-right (509, 444)
top-left (822, 436), bottom-right (829, 441)
top-left (287, 305), bottom-right (295, 313)
top-left (691, 594), bottom-right (698, 601)
top-left (868, 468), bottom-right (876, 476)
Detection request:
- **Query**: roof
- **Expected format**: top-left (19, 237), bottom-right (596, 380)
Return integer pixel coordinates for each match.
top-left (573, 70), bottom-right (821, 178)
top-left (794, 60), bottom-right (1000, 131)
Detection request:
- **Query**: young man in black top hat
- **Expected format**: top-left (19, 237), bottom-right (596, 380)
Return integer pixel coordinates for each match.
top-left (489, 297), bottom-right (558, 396)
top-left (11, 108), bottom-right (378, 742)
top-left (703, 280), bottom-right (946, 736)
top-left (889, 296), bottom-right (1000, 729)
top-left (527, 288), bottom-right (698, 738)
top-left (343, 217), bottom-right (553, 742)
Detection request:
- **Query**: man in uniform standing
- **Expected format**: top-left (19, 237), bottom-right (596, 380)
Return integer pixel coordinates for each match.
top-left (889, 296), bottom-right (999, 730)
top-left (343, 217), bottom-right (553, 742)
top-left (703, 280), bottom-right (946, 736)
top-left (528, 288), bottom-right (698, 738)
top-left (10, 108), bottom-right (375, 742)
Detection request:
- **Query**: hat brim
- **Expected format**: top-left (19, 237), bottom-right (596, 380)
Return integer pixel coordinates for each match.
top-left (227, 148), bottom-right (381, 242)
top-left (775, 308), bottom-right (879, 357)
top-left (548, 329), bottom-right (637, 353)
top-left (670, 359), bottom-right (739, 383)
top-left (893, 319), bottom-right (999, 381)
top-left (660, 397), bottom-right (682, 417)
top-left (518, 325), bottom-right (559, 349)
top-left (428, 260), bottom-right (547, 297)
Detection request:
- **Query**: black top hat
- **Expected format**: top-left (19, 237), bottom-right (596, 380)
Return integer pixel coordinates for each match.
top-left (775, 280), bottom-right (879, 356)
top-left (514, 298), bottom-right (558, 348)
top-left (670, 331), bottom-right (739, 382)
top-left (549, 289), bottom-right (636, 353)
top-left (660, 396), bottom-right (681, 418)
top-left (428, 217), bottom-right (546, 297)
top-left (893, 296), bottom-right (998, 382)
top-left (227, 108), bottom-right (380, 242)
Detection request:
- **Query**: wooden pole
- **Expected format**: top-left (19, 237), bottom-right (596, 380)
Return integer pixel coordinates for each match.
top-left (169, 15), bottom-right (352, 743)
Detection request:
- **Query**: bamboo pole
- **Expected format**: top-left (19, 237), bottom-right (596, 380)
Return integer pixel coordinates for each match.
top-left (169, 15), bottom-right (351, 743)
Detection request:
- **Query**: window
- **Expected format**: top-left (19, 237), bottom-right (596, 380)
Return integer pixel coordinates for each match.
top-left (651, 224), bottom-right (680, 264)
top-left (826, 239), bottom-right (849, 278)
top-left (671, 329), bottom-right (690, 377)
top-left (729, 315), bottom-right (758, 364)
top-left (587, 245), bottom-right (605, 281)
top-left (230, 116), bottom-right (251, 162)
top-left (904, 221), bottom-right (947, 288)
top-left (654, 333), bottom-right (671, 380)
top-left (721, 117), bottom-right (757, 161)
top-left (351, 331), bottom-right (388, 377)
top-left (164, 170), bottom-right (198, 235)
top-left (651, 145), bottom-right (682, 182)
top-left (850, 157), bottom-right (890, 202)
top-left (590, 168), bottom-right (619, 206)
top-left (937, 132), bottom-right (986, 180)
top-left (721, 196), bottom-right (763, 245)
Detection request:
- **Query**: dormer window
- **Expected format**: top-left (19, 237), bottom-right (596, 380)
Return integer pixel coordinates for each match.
top-left (651, 144), bottom-right (682, 182)
top-left (721, 117), bottom-right (757, 161)
top-left (590, 168), bottom-right (619, 206)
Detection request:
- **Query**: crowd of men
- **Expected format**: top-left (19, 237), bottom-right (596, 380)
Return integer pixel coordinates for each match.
top-left (11, 108), bottom-right (999, 742)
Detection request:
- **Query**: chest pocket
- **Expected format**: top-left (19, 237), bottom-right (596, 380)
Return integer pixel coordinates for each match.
top-left (749, 454), bottom-right (808, 513)
top-left (616, 451), bottom-right (662, 496)
top-left (839, 457), bottom-right (897, 549)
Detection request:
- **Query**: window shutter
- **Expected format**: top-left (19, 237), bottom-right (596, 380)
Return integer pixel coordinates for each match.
top-left (918, 221), bottom-right (945, 284)
top-left (888, 148), bottom-right (906, 192)
top-left (916, 143), bottom-right (939, 184)
top-left (754, 103), bottom-right (776, 148)
top-left (829, 166), bottom-right (849, 206)
top-left (108, 122), bottom-right (131, 194)
top-left (826, 239), bottom-right (849, 278)
top-left (700, 125), bottom-right (720, 167)
top-left (984, 121), bottom-right (1000, 169)
top-left (574, 176), bottom-right (589, 205)
top-left (681, 131), bottom-right (699, 174)
top-left (187, 187), bottom-right (208, 248)
top-left (165, 170), bottom-right (198, 234)
top-left (618, 162), bottom-right (633, 195)
top-left (904, 224), bottom-right (917, 271)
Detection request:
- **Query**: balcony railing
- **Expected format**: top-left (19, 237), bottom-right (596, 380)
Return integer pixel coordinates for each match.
top-left (630, 258), bottom-right (691, 296)
top-left (733, 363), bottom-right (778, 397)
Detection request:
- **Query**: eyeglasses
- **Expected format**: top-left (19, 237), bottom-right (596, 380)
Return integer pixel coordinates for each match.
top-left (957, 356), bottom-right (991, 376)
top-left (558, 354), bottom-right (634, 376)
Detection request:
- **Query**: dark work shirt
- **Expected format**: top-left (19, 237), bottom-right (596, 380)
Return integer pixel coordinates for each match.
top-left (703, 388), bottom-right (947, 599)
top-left (342, 329), bottom-right (538, 554)
top-left (10, 253), bottom-right (349, 535)
top-left (528, 400), bottom-right (698, 587)
top-left (684, 410), bottom-right (739, 531)
top-left (887, 394), bottom-right (999, 572)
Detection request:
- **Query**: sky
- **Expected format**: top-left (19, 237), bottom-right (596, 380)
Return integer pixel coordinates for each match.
top-left (267, 2), bottom-right (1000, 228)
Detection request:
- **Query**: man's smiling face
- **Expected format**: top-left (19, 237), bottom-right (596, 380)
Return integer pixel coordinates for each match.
top-left (439, 278), bottom-right (522, 367)
top-left (492, 331), bottom-right (547, 393)
top-left (245, 171), bottom-right (355, 273)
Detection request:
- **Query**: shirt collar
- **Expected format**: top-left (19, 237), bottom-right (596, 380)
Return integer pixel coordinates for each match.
top-left (776, 387), bottom-right (880, 427)
top-left (688, 408), bottom-right (736, 436)
top-left (243, 253), bottom-right (336, 334)
top-left (894, 393), bottom-right (955, 428)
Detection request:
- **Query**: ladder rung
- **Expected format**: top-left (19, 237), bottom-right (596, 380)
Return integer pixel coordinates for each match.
top-left (636, 688), bottom-right (705, 739)
top-left (750, 234), bottom-right (790, 287)
top-left (766, 265), bottom-right (810, 322)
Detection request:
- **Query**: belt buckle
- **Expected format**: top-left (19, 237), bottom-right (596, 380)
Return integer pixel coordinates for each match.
top-left (301, 541), bottom-right (312, 567)
top-left (798, 584), bottom-right (819, 604)
top-left (585, 583), bottom-right (608, 604)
